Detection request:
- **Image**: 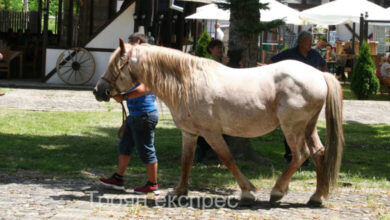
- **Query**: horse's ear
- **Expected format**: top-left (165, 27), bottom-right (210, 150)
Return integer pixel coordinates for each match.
top-left (119, 38), bottom-right (126, 56)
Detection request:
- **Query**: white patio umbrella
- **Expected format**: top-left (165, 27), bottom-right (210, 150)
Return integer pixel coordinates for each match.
top-left (260, 0), bottom-right (303, 25)
top-left (185, 0), bottom-right (303, 25)
top-left (299, 0), bottom-right (388, 25)
top-left (185, 3), bottom-right (230, 20)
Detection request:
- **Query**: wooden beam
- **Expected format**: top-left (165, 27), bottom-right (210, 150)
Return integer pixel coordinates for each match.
top-left (344, 24), bottom-right (359, 39)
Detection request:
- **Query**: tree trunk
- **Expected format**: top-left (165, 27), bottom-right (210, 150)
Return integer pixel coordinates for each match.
top-left (24, 0), bottom-right (29, 12)
top-left (220, 0), bottom-right (269, 166)
top-left (228, 0), bottom-right (260, 68)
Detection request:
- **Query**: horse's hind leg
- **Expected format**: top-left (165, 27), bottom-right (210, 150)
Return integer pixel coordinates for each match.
top-left (306, 127), bottom-right (327, 206)
top-left (270, 124), bottom-right (309, 204)
top-left (170, 131), bottom-right (198, 197)
top-left (203, 133), bottom-right (257, 204)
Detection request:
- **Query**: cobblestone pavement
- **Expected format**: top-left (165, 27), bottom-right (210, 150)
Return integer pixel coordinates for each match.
top-left (0, 88), bottom-right (390, 219)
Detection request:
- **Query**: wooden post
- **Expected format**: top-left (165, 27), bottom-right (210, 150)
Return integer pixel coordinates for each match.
top-left (38, 0), bottom-right (42, 34)
top-left (359, 14), bottom-right (364, 46)
top-left (57, 0), bottom-right (63, 44)
top-left (41, 0), bottom-right (49, 79)
top-left (67, 0), bottom-right (74, 48)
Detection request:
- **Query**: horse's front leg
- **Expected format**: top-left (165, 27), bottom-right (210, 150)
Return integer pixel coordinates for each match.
top-left (170, 131), bottom-right (198, 197)
top-left (204, 133), bottom-right (257, 205)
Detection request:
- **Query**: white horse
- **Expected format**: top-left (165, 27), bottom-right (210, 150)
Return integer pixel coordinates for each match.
top-left (93, 39), bottom-right (344, 206)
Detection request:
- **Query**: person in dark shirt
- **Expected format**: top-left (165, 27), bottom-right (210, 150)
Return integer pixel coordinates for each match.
top-left (270, 31), bottom-right (326, 166)
top-left (271, 31), bottom-right (326, 71)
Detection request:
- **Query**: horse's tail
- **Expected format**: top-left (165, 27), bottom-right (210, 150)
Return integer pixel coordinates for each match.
top-left (323, 73), bottom-right (344, 196)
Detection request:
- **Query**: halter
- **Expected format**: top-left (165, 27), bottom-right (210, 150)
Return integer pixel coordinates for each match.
top-left (100, 54), bottom-right (130, 96)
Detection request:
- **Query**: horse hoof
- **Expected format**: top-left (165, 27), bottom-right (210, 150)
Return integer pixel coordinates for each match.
top-left (307, 199), bottom-right (323, 207)
top-left (269, 195), bottom-right (283, 205)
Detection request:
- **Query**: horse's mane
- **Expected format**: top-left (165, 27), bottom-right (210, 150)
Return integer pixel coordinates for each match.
top-left (127, 44), bottom-right (220, 107)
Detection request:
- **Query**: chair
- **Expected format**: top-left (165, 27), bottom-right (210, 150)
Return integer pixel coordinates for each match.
top-left (0, 48), bottom-right (11, 79)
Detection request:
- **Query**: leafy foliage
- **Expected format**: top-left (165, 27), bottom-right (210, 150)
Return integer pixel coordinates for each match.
top-left (0, 0), bottom-right (59, 16)
top-left (195, 30), bottom-right (211, 58)
top-left (217, 0), bottom-right (284, 37)
top-left (0, 0), bottom-right (23, 10)
top-left (351, 41), bottom-right (380, 100)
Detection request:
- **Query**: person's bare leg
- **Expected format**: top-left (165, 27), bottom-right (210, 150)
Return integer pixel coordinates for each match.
top-left (116, 155), bottom-right (131, 176)
top-left (146, 162), bottom-right (158, 183)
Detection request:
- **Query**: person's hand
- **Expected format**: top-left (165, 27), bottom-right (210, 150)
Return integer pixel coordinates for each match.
top-left (0, 53), bottom-right (3, 61)
top-left (113, 94), bottom-right (124, 103)
top-left (222, 56), bottom-right (230, 65)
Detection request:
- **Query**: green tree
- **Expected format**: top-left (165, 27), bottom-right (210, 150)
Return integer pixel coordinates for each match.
top-left (218, 0), bottom-right (284, 67)
top-left (195, 30), bottom-right (211, 58)
top-left (351, 41), bottom-right (380, 99)
top-left (0, 0), bottom-right (23, 10)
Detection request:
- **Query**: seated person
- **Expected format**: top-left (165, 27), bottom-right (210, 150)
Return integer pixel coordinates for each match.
top-left (380, 55), bottom-right (390, 85)
top-left (0, 52), bottom-right (4, 96)
top-left (325, 44), bottom-right (336, 73)
top-left (336, 41), bottom-right (355, 80)
top-left (342, 42), bottom-right (354, 54)
top-left (325, 44), bottom-right (336, 61)
top-left (313, 38), bottom-right (327, 59)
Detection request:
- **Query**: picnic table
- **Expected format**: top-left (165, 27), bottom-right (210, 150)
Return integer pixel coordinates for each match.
top-left (0, 48), bottom-right (23, 79)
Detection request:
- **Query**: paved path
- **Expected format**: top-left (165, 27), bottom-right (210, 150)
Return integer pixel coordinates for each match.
top-left (0, 88), bottom-right (389, 219)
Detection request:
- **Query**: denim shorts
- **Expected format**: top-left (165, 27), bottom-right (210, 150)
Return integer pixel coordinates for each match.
top-left (118, 110), bottom-right (158, 164)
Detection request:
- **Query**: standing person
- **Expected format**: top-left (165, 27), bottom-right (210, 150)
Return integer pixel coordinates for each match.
top-left (215, 23), bottom-right (224, 41)
top-left (99, 33), bottom-right (160, 194)
top-left (381, 55), bottom-right (390, 84)
top-left (207, 39), bottom-right (229, 65)
top-left (270, 31), bottom-right (326, 165)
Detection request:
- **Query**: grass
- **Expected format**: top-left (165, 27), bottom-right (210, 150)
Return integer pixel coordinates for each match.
top-left (0, 109), bottom-right (389, 190)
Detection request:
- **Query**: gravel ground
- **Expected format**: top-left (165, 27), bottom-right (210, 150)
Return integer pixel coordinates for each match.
top-left (0, 88), bottom-right (389, 219)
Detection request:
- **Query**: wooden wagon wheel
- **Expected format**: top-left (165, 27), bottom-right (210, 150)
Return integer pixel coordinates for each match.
top-left (56, 47), bottom-right (95, 85)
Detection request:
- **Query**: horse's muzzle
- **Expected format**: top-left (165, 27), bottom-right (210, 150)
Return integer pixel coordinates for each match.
top-left (93, 87), bottom-right (110, 102)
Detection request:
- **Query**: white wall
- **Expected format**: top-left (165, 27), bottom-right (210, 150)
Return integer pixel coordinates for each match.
top-left (86, 3), bottom-right (135, 49)
top-left (46, 49), bottom-right (113, 86)
top-left (336, 24), bottom-right (374, 42)
top-left (45, 3), bottom-right (136, 85)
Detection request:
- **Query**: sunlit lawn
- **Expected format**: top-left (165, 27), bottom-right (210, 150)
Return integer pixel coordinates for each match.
top-left (0, 109), bottom-right (389, 190)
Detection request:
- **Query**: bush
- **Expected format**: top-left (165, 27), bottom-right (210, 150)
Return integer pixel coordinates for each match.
top-left (350, 41), bottom-right (379, 100)
top-left (195, 31), bottom-right (211, 58)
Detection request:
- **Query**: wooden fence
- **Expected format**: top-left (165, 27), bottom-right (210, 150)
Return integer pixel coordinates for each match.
top-left (0, 10), bottom-right (39, 33)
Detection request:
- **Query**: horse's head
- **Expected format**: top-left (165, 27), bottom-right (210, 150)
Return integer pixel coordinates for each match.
top-left (93, 39), bottom-right (138, 102)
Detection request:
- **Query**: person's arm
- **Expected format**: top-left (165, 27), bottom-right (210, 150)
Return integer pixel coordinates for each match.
top-left (112, 83), bottom-right (148, 103)
top-left (319, 65), bottom-right (327, 72)
top-left (222, 56), bottom-right (230, 65)
top-left (316, 51), bottom-right (327, 72)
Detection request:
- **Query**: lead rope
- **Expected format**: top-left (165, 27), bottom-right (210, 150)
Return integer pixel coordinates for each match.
top-left (118, 102), bottom-right (128, 139)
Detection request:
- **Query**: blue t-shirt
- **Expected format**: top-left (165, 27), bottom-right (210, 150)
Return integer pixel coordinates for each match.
top-left (271, 47), bottom-right (326, 68)
top-left (125, 84), bottom-right (157, 116)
